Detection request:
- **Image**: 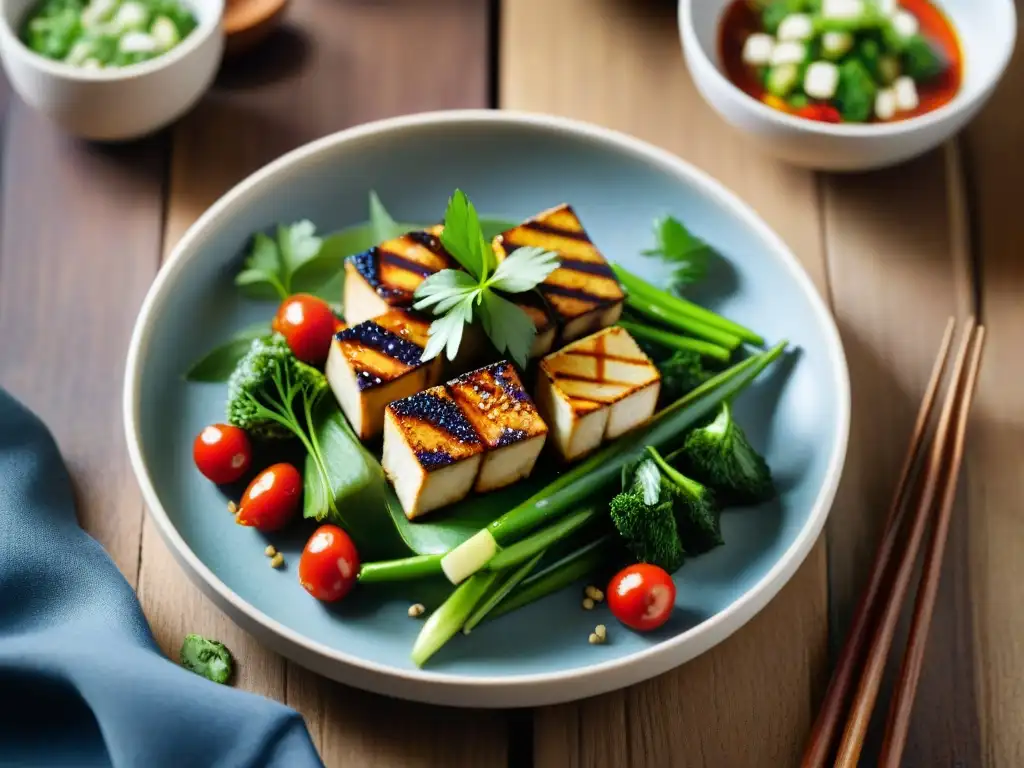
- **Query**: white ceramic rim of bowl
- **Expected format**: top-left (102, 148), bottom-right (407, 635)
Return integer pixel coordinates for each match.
top-left (678, 0), bottom-right (1018, 138)
top-left (0, 0), bottom-right (223, 81)
top-left (123, 109), bottom-right (852, 708)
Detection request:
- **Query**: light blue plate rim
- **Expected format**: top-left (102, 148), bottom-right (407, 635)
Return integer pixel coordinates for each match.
top-left (123, 109), bottom-right (851, 707)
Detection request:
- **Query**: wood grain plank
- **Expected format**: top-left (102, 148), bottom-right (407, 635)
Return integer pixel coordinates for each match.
top-left (819, 144), bottom-right (978, 765)
top-left (136, 1), bottom-right (504, 765)
top-left (0, 101), bottom-right (167, 587)
top-left (961, 9), bottom-right (1024, 762)
top-left (501, 1), bottom-right (830, 765)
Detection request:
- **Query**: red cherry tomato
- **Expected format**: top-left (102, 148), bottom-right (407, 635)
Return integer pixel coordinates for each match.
top-left (234, 463), bottom-right (302, 531)
top-left (298, 524), bottom-right (360, 602)
top-left (607, 563), bottom-right (676, 632)
top-left (272, 294), bottom-right (337, 365)
top-left (797, 104), bottom-right (842, 124)
top-left (193, 423), bottom-right (252, 485)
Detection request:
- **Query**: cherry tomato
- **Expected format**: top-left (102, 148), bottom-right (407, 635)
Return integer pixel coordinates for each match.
top-left (607, 563), bottom-right (676, 632)
top-left (298, 524), bottom-right (360, 602)
top-left (234, 463), bottom-right (302, 531)
top-left (797, 104), bottom-right (842, 124)
top-left (193, 423), bottom-right (252, 485)
top-left (272, 294), bottom-right (337, 365)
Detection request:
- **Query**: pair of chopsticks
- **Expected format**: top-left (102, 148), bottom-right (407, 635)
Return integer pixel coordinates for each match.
top-left (801, 316), bottom-right (986, 768)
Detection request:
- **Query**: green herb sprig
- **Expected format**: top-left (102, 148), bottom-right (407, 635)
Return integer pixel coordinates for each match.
top-left (413, 190), bottom-right (560, 369)
top-left (641, 214), bottom-right (715, 289)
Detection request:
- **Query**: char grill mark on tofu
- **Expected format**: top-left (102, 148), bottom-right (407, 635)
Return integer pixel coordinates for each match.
top-left (382, 386), bottom-right (485, 519)
top-left (535, 326), bottom-right (661, 461)
top-left (326, 309), bottom-right (442, 440)
top-left (343, 225), bottom-right (455, 326)
top-left (493, 205), bottom-right (624, 344)
top-left (447, 361), bottom-right (549, 493)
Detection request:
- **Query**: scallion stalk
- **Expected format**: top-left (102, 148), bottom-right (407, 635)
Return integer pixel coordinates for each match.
top-left (625, 296), bottom-right (742, 350)
top-left (617, 319), bottom-right (731, 362)
top-left (485, 505), bottom-right (600, 571)
top-left (358, 554), bottom-right (443, 583)
top-left (410, 571), bottom-right (498, 667)
top-left (485, 536), bottom-right (613, 623)
top-left (613, 264), bottom-right (764, 346)
top-left (463, 551), bottom-right (545, 634)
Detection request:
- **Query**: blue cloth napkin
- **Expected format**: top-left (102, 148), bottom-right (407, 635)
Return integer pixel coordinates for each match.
top-left (0, 388), bottom-right (324, 768)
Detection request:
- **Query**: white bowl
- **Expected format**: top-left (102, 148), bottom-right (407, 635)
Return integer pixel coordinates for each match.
top-left (0, 0), bottom-right (224, 141)
top-left (679, 0), bottom-right (1017, 171)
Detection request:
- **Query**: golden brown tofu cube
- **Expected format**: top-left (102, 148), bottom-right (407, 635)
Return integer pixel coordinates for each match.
top-left (382, 385), bottom-right (485, 519)
top-left (447, 361), bottom-right (548, 493)
top-left (326, 309), bottom-right (443, 440)
top-left (492, 205), bottom-right (624, 344)
top-left (535, 326), bottom-right (661, 461)
top-left (342, 225), bottom-right (455, 326)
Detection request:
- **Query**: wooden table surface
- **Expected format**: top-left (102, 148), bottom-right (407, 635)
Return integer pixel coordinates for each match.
top-left (1, 0), bottom-right (1021, 765)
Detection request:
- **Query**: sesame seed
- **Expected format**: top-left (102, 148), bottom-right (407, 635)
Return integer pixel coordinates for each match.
top-left (585, 585), bottom-right (604, 602)
top-left (588, 633), bottom-right (601, 645)
top-left (595, 624), bottom-right (607, 640)
top-left (264, 545), bottom-right (277, 557)
top-left (582, 597), bottom-right (595, 610)
top-left (270, 553), bottom-right (284, 569)
top-left (227, 501), bottom-right (237, 514)
top-left (408, 603), bottom-right (426, 618)
top-left (513, 402), bottom-right (522, 412)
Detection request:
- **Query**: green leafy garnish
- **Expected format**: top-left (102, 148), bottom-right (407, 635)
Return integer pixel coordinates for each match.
top-left (413, 190), bottom-right (560, 368)
top-left (184, 322), bottom-right (271, 383)
top-left (179, 634), bottom-right (233, 684)
top-left (641, 215), bottom-right (714, 289)
top-left (368, 190), bottom-right (413, 243)
top-left (234, 221), bottom-right (323, 301)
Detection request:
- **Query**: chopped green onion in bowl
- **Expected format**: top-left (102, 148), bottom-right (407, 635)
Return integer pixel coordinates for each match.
top-left (20, 0), bottom-right (198, 69)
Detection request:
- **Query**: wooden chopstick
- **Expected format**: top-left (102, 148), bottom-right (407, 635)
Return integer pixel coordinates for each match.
top-left (877, 325), bottom-right (986, 767)
top-left (832, 317), bottom-right (980, 765)
top-left (800, 317), bottom-right (957, 768)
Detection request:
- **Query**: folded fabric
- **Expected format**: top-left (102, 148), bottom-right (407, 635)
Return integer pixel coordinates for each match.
top-left (0, 388), bottom-right (324, 768)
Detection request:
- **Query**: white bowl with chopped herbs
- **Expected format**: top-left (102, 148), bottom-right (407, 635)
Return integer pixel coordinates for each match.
top-left (0, 0), bottom-right (223, 140)
top-left (679, 0), bottom-right (1016, 170)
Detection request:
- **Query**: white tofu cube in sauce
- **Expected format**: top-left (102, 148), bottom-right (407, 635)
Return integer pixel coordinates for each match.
top-left (742, 33), bottom-right (775, 66)
top-left (492, 205), bottom-right (624, 345)
top-left (342, 225), bottom-right (454, 326)
top-left (804, 61), bottom-right (840, 100)
top-left (382, 386), bottom-right (484, 519)
top-left (447, 362), bottom-right (548, 493)
top-left (535, 327), bottom-right (660, 462)
top-left (326, 309), bottom-right (442, 440)
top-left (777, 14), bottom-right (814, 42)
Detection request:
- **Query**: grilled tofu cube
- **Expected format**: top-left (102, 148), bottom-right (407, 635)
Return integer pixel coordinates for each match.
top-left (382, 386), bottom-right (484, 519)
top-left (447, 361), bottom-right (548, 493)
top-left (343, 225), bottom-right (455, 326)
top-left (493, 205), bottom-right (624, 344)
top-left (326, 309), bottom-right (442, 440)
top-left (511, 289), bottom-right (557, 359)
top-left (535, 327), bottom-right (660, 461)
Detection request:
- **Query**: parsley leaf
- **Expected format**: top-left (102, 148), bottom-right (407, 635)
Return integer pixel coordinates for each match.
top-left (235, 221), bottom-right (324, 300)
top-left (438, 189), bottom-right (494, 281)
top-left (414, 190), bottom-right (560, 369)
top-left (642, 215), bottom-right (714, 288)
top-left (277, 220), bottom-right (322, 277)
top-left (480, 290), bottom-right (537, 369)
top-left (489, 246), bottom-right (561, 293)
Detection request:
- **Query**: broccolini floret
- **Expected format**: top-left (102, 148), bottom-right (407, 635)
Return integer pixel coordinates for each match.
top-left (609, 447), bottom-right (724, 572)
top-left (679, 401), bottom-right (775, 505)
top-left (225, 334), bottom-right (336, 516)
top-left (656, 349), bottom-right (711, 405)
top-left (610, 458), bottom-right (687, 573)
